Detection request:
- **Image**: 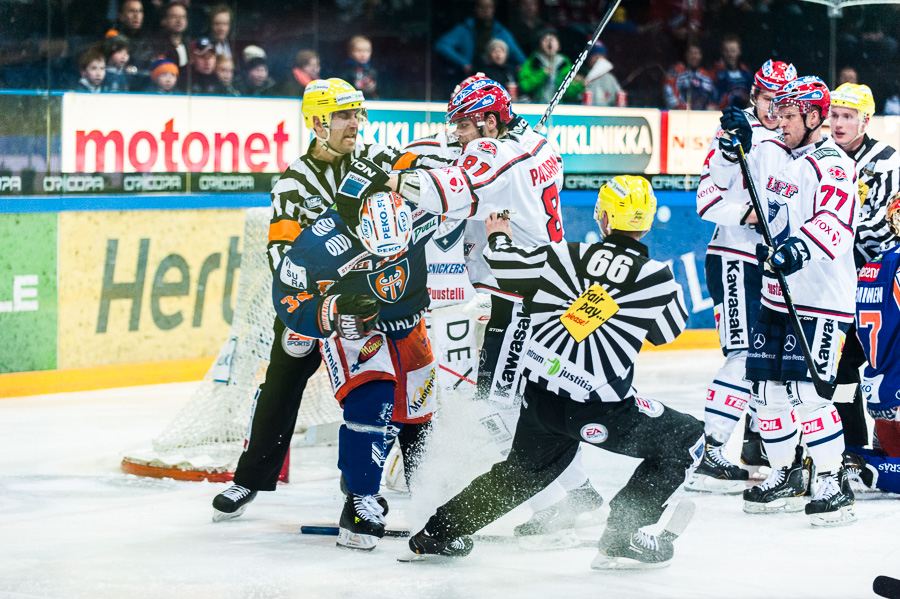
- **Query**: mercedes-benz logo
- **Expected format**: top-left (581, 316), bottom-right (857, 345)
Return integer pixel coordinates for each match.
top-left (784, 335), bottom-right (796, 352)
top-left (753, 333), bottom-right (766, 349)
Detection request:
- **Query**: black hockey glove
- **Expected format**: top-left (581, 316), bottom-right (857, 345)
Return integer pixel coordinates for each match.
top-left (321, 293), bottom-right (379, 340)
top-left (335, 157), bottom-right (391, 230)
top-left (756, 237), bottom-right (810, 275)
top-left (719, 107), bottom-right (752, 160)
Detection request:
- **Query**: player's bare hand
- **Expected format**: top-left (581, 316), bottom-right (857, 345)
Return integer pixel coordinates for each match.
top-left (486, 212), bottom-right (513, 237)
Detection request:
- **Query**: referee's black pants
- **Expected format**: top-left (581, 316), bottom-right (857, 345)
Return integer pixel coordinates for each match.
top-left (425, 381), bottom-right (704, 538)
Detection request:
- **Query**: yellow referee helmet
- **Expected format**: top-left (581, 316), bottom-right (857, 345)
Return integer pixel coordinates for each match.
top-left (301, 78), bottom-right (366, 130)
top-left (595, 175), bottom-right (657, 232)
top-left (831, 83), bottom-right (876, 121)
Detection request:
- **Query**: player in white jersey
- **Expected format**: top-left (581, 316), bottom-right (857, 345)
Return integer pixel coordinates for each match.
top-left (688, 60), bottom-right (797, 494)
top-left (829, 83), bottom-right (900, 449)
top-left (390, 76), bottom-right (604, 542)
top-left (712, 76), bottom-right (858, 525)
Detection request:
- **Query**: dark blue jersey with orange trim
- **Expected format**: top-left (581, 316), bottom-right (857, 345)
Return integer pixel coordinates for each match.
top-left (856, 245), bottom-right (900, 411)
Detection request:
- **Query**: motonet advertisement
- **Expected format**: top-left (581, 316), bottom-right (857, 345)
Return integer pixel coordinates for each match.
top-left (57, 209), bottom-right (246, 368)
top-left (61, 94), bottom-right (302, 173)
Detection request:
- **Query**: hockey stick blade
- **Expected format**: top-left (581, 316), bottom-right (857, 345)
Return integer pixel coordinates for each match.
top-left (658, 499), bottom-right (696, 543)
top-left (301, 525), bottom-right (410, 538)
top-left (874, 576), bottom-right (900, 599)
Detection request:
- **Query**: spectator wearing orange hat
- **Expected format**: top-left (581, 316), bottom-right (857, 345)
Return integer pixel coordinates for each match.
top-left (148, 57), bottom-right (180, 94)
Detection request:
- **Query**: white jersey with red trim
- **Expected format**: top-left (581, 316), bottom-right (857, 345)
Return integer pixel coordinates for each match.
top-left (744, 137), bottom-right (859, 321)
top-left (414, 126), bottom-right (565, 298)
top-left (698, 107), bottom-right (780, 263)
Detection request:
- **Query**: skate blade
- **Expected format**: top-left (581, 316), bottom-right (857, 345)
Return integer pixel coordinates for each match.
top-left (517, 529), bottom-right (580, 551)
top-left (336, 528), bottom-right (380, 551)
top-left (397, 550), bottom-right (462, 563)
top-left (212, 504), bottom-right (248, 523)
top-left (685, 473), bottom-right (746, 495)
top-left (590, 553), bottom-right (670, 571)
top-left (742, 496), bottom-right (807, 514)
top-left (809, 506), bottom-right (857, 528)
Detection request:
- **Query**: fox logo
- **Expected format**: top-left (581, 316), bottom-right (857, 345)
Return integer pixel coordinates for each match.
top-left (476, 140), bottom-right (497, 156)
top-left (368, 258), bottom-right (409, 303)
top-left (828, 166), bottom-right (847, 181)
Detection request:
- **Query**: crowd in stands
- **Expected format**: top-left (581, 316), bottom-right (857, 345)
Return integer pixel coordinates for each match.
top-left (1, 0), bottom-right (899, 112)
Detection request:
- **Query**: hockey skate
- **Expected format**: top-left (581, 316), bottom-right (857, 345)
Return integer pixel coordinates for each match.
top-left (685, 439), bottom-right (749, 494)
top-left (591, 500), bottom-right (695, 571)
top-left (212, 484), bottom-right (257, 522)
top-left (740, 420), bottom-right (770, 468)
top-left (742, 454), bottom-right (811, 514)
top-left (806, 468), bottom-right (857, 527)
top-left (515, 482), bottom-right (606, 550)
top-left (843, 452), bottom-right (877, 492)
top-left (336, 493), bottom-right (387, 551)
top-left (339, 474), bottom-right (389, 515)
top-left (397, 528), bottom-right (474, 562)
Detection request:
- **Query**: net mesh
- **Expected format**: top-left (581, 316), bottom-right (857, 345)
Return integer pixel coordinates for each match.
top-left (122, 208), bottom-right (342, 475)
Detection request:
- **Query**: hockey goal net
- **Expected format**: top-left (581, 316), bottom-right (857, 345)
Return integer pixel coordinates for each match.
top-left (120, 207), bottom-right (343, 482)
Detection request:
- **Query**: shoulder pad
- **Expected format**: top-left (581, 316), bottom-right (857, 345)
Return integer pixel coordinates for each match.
top-left (812, 146), bottom-right (840, 160)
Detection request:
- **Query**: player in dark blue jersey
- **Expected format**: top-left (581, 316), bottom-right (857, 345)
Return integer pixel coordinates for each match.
top-left (847, 194), bottom-right (900, 495)
top-left (273, 191), bottom-right (443, 550)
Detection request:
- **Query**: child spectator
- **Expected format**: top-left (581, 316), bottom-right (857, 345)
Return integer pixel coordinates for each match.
top-left (477, 38), bottom-right (517, 90)
top-left (278, 49), bottom-right (320, 97)
top-left (663, 43), bottom-right (717, 110)
top-left (712, 34), bottom-right (753, 108)
top-left (340, 35), bottom-right (378, 98)
top-left (238, 56), bottom-right (277, 96)
top-left (207, 4), bottom-right (233, 59)
top-left (103, 31), bottom-right (134, 92)
top-left (186, 37), bottom-right (218, 94)
top-left (582, 42), bottom-right (623, 107)
top-left (519, 28), bottom-right (584, 104)
top-left (214, 55), bottom-right (239, 96)
top-left (77, 48), bottom-right (106, 93)
top-left (148, 57), bottom-right (179, 94)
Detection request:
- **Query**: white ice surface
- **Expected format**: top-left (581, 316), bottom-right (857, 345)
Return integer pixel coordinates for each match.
top-left (1, 349), bottom-right (898, 599)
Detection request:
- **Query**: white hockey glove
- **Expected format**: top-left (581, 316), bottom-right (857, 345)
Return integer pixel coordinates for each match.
top-left (397, 170), bottom-right (421, 205)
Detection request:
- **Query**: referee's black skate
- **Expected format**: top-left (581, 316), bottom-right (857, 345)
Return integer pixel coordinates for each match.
top-left (740, 420), bottom-right (770, 467)
top-left (212, 484), bottom-right (257, 522)
top-left (806, 468), bottom-right (857, 527)
top-left (514, 482), bottom-right (605, 536)
top-left (337, 493), bottom-right (386, 551)
top-left (592, 528), bottom-right (674, 570)
top-left (685, 439), bottom-right (749, 494)
top-left (743, 455), bottom-right (810, 514)
top-left (398, 528), bottom-right (474, 562)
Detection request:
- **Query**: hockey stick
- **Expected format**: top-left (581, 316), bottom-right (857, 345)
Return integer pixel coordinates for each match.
top-left (533, 0), bottom-right (622, 135)
top-left (733, 143), bottom-right (835, 399)
top-left (874, 575), bottom-right (900, 599)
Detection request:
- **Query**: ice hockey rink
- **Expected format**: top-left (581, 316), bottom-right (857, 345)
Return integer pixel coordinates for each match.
top-left (1, 348), bottom-right (897, 599)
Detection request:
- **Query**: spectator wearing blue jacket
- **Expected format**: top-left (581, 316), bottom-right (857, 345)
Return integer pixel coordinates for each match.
top-left (435, 0), bottom-right (526, 77)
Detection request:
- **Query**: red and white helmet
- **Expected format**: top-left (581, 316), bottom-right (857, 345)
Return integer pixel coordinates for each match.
top-left (754, 59), bottom-right (797, 92)
top-left (772, 76), bottom-right (831, 119)
top-left (446, 78), bottom-right (512, 140)
top-left (357, 191), bottom-right (412, 257)
top-left (452, 72), bottom-right (489, 96)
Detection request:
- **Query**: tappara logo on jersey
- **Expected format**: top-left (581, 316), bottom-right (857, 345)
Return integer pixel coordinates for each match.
top-left (580, 423), bottom-right (608, 444)
top-left (476, 140), bottom-right (497, 156)
top-left (827, 166), bottom-right (848, 181)
top-left (368, 258), bottom-right (409, 303)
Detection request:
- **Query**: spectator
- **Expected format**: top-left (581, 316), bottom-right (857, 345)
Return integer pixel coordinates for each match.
top-left (77, 48), bottom-right (106, 93)
top-left (663, 43), bottom-right (717, 110)
top-left (507, 0), bottom-right (547, 57)
top-left (435, 0), bottom-right (526, 78)
top-left (477, 38), bottom-right (517, 90)
top-left (214, 55), bottom-right (239, 96)
top-left (241, 45), bottom-right (267, 69)
top-left (238, 56), bottom-right (277, 96)
top-left (582, 42), bottom-right (623, 107)
top-left (839, 66), bottom-right (859, 86)
top-left (108, 0), bottom-right (154, 72)
top-left (340, 35), bottom-right (378, 98)
top-left (278, 49), bottom-right (320, 97)
top-left (147, 57), bottom-right (179, 94)
top-left (185, 38), bottom-right (218, 94)
top-left (713, 33), bottom-right (753, 108)
top-left (207, 4), bottom-right (233, 59)
top-left (103, 32), bottom-right (134, 92)
top-left (519, 28), bottom-right (584, 104)
top-left (153, 1), bottom-right (189, 68)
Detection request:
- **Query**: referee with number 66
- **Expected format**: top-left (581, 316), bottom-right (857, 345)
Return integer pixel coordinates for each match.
top-left (402, 175), bottom-right (705, 570)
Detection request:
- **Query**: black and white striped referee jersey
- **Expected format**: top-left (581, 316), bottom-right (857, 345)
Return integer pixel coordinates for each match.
top-left (848, 134), bottom-right (900, 263)
top-left (484, 232), bottom-right (688, 402)
top-left (267, 138), bottom-right (452, 272)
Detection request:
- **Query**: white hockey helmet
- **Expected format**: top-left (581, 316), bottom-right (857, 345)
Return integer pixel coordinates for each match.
top-left (357, 191), bottom-right (412, 256)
